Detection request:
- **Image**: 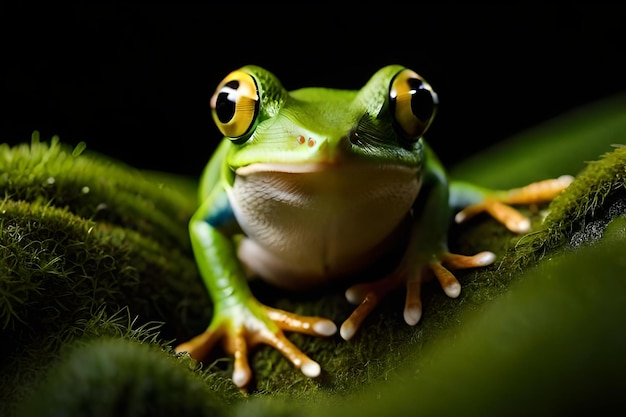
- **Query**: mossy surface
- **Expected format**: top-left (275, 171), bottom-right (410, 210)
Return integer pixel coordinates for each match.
top-left (0, 134), bottom-right (219, 416)
top-left (513, 145), bottom-right (626, 264)
top-left (2, 93), bottom-right (626, 416)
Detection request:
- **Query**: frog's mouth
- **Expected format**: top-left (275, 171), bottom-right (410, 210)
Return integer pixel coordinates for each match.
top-left (235, 159), bottom-right (421, 176)
top-left (236, 162), bottom-right (334, 175)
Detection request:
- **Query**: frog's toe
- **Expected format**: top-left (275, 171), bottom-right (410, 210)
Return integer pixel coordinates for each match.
top-left (229, 330), bottom-right (253, 388)
top-left (403, 277), bottom-right (423, 325)
top-left (174, 327), bottom-right (223, 362)
top-left (340, 288), bottom-right (378, 340)
top-left (442, 251), bottom-right (496, 269)
top-left (339, 315), bottom-right (362, 341)
top-left (257, 328), bottom-right (322, 378)
top-left (232, 365), bottom-right (252, 389)
top-left (429, 260), bottom-right (462, 298)
top-left (431, 251), bottom-right (496, 298)
top-left (341, 276), bottom-right (401, 340)
top-left (265, 306), bottom-right (337, 336)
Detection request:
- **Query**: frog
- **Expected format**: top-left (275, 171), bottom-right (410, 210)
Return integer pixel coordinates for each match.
top-left (174, 65), bottom-right (573, 388)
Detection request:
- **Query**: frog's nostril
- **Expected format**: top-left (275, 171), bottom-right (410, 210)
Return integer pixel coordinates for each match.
top-left (296, 135), bottom-right (317, 148)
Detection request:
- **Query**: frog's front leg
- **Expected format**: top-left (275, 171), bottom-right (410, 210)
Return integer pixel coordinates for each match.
top-left (340, 175), bottom-right (496, 340)
top-left (174, 189), bottom-right (337, 388)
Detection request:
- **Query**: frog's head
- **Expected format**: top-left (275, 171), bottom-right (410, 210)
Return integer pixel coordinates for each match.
top-left (210, 65), bottom-right (438, 174)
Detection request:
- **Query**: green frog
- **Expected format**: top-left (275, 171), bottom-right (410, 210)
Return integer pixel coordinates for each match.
top-left (175, 65), bottom-right (572, 388)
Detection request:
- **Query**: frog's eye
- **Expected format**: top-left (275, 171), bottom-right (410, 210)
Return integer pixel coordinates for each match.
top-left (389, 69), bottom-right (438, 141)
top-left (210, 69), bottom-right (260, 140)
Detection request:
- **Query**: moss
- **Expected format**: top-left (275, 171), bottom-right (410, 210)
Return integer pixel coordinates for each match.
top-left (0, 133), bottom-right (195, 249)
top-left (15, 337), bottom-right (234, 417)
top-left (0, 134), bottom-right (211, 415)
top-left (510, 145), bottom-right (626, 267)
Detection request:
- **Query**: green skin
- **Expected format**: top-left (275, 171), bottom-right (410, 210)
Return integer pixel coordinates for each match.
top-left (176, 65), bottom-right (568, 388)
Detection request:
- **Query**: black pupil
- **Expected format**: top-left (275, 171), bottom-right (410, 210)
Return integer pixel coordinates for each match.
top-left (407, 78), bottom-right (434, 122)
top-left (215, 80), bottom-right (240, 124)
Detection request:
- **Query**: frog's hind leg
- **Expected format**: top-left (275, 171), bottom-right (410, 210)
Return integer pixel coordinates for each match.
top-left (453, 175), bottom-right (574, 233)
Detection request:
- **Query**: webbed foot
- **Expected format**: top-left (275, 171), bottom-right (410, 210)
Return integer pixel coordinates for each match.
top-left (175, 303), bottom-right (336, 388)
top-left (340, 250), bottom-right (495, 340)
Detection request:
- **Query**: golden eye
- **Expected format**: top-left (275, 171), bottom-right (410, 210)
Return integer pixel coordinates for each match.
top-left (389, 69), bottom-right (438, 141)
top-left (210, 69), bottom-right (260, 140)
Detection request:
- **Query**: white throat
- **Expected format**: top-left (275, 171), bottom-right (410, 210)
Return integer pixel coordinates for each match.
top-left (228, 162), bottom-right (421, 290)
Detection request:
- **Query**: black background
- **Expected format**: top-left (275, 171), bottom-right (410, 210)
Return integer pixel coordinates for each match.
top-left (1, 3), bottom-right (624, 178)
